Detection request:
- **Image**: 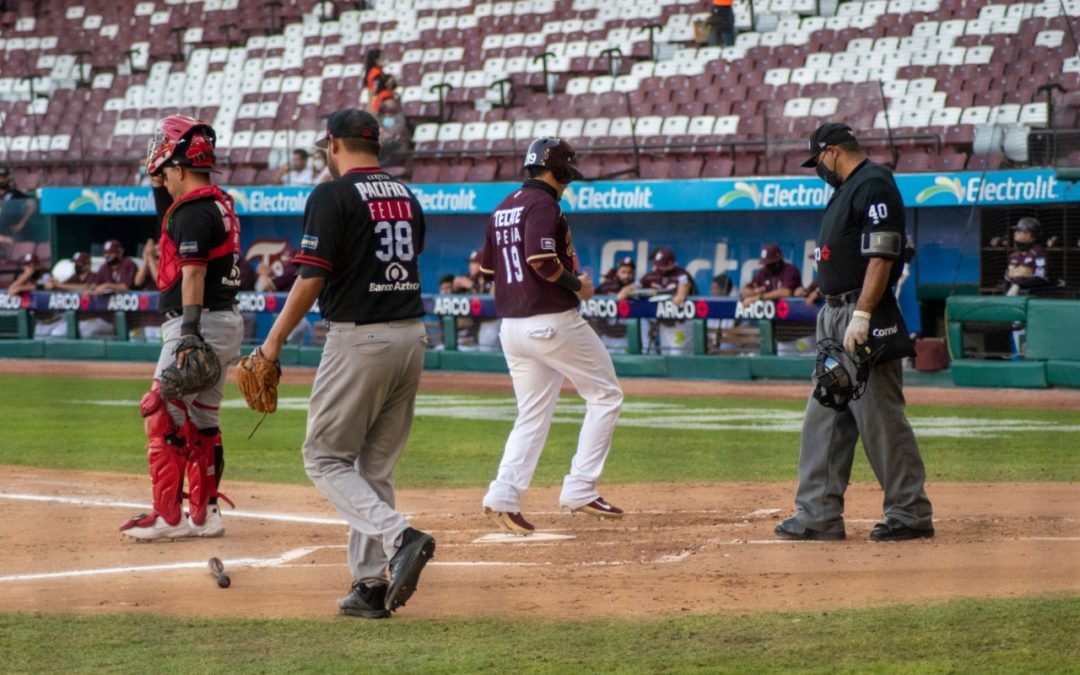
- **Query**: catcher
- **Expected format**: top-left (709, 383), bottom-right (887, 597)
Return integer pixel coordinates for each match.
top-left (119, 115), bottom-right (244, 541)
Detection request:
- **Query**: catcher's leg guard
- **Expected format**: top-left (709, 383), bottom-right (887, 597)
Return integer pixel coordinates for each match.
top-left (120, 382), bottom-right (187, 533)
top-left (186, 427), bottom-right (221, 527)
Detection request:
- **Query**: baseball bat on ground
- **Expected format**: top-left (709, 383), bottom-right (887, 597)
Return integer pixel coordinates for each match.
top-left (208, 556), bottom-right (231, 588)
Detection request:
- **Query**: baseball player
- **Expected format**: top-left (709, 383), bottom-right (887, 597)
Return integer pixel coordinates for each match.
top-left (1004, 217), bottom-right (1051, 295)
top-left (775, 122), bottom-right (933, 542)
top-left (480, 137), bottom-right (625, 535)
top-left (119, 115), bottom-right (244, 540)
top-left (256, 109), bottom-right (435, 618)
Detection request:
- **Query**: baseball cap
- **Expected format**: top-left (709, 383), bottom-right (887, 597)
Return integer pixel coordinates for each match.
top-left (800, 122), bottom-right (858, 168)
top-left (73, 251), bottom-right (90, 265)
top-left (653, 247), bottom-right (676, 271)
top-left (104, 239), bottom-right (123, 255)
top-left (315, 108), bottom-right (380, 149)
top-left (759, 244), bottom-right (783, 265)
top-left (1013, 217), bottom-right (1040, 232)
top-left (468, 249), bottom-right (480, 263)
top-left (21, 252), bottom-right (39, 266)
top-left (617, 255), bottom-right (635, 268)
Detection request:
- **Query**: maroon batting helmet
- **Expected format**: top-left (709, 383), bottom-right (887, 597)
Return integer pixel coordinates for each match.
top-left (524, 137), bottom-right (584, 184)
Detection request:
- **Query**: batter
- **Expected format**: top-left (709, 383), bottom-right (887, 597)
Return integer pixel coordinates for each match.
top-left (479, 137), bottom-right (625, 535)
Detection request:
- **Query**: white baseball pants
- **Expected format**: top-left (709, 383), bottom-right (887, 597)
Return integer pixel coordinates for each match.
top-left (483, 309), bottom-right (623, 512)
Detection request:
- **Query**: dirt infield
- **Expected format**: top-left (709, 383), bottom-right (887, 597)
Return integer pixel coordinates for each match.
top-left (3, 359), bottom-right (1078, 621)
top-left (2, 466), bottom-right (1078, 620)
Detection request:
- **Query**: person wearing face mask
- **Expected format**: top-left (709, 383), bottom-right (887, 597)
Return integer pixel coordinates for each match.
top-left (775, 122), bottom-right (932, 544)
top-left (312, 149), bottom-right (332, 184)
top-left (88, 239), bottom-right (139, 295)
top-left (740, 244), bottom-right (801, 307)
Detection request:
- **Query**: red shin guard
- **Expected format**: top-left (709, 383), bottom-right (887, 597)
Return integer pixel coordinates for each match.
top-left (140, 380), bottom-right (186, 526)
top-left (186, 429), bottom-right (221, 526)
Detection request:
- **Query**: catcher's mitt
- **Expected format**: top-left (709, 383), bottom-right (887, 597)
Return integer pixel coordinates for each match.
top-left (160, 335), bottom-right (222, 400)
top-left (235, 347), bottom-right (280, 413)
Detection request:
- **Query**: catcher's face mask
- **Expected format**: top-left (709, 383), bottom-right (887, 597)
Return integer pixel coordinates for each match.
top-left (812, 338), bottom-right (880, 411)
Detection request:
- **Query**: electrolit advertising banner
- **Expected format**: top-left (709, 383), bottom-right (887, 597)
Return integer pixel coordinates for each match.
top-left (38, 170), bottom-right (1077, 216)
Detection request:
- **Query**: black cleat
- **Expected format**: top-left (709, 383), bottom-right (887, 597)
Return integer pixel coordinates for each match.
top-left (869, 517), bottom-right (935, 542)
top-left (385, 527), bottom-right (436, 612)
top-left (338, 582), bottom-right (392, 619)
top-left (774, 516), bottom-right (846, 541)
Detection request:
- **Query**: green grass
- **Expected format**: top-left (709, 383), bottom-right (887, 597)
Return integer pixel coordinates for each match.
top-left (4, 596), bottom-right (1079, 673)
top-left (2, 374), bottom-right (1080, 486)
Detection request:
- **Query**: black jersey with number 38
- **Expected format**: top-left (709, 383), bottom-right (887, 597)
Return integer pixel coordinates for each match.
top-left (813, 160), bottom-right (906, 296)
top-left (294, 167), bottom-right (426, 323)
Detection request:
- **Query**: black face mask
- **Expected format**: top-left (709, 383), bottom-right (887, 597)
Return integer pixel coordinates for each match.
top-left (106, 255), bottom-right (119, 265)
top-left (816, 152), bottom-right (841, 189)
top-left (766, 261), bottom-right (784, 275)
top-left (1014, 239), bottom-right (1033, 251)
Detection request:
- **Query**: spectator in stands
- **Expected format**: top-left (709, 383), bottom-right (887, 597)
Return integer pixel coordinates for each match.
top-left (439, 274), bottom-right (455, 294)
top-left (134, 238), bottom-right (159, 290)
top-left (0, 166), bottom-right (37, 251)
top-left (89, 239), bottom-right (138, 295)
top-left (599, 256), bottom-right (636, 295)
top-left (255, 245), bottom-right (299, 292)
top-left (740, 243), bottom-right (800, 306)
top-left (708, 0), bottom-right (735, 47)
top-left (453, 250), bottom-right (493, 293)
top-left (312, 149), bottom-right (332, 184)
top-left (364, 48), bottom-right (384, 96)
top-left (44, 251), bottom-right (93, 292)
top-left (376, 84), bottom-right (409, 167)
top-left (371, 74), bottom-right (400, 115)
top-left (5, 252), bottom-right (51, 294)
top-left (1004, 217), bottom-right (1053, 296)
top-left (277, 149), bottom-right (315, 186)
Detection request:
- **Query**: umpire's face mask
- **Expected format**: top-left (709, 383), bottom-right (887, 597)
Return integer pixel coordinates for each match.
top-left (815, 149), bottom-right (841, 189)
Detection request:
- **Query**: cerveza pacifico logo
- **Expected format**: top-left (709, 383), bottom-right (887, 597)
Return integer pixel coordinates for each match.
top-left (717, 181), bottom-right (762, 208)
top-left (67, 189), bottom-right (103, 211)
top-left (915, 176), bottom-right (964, 204)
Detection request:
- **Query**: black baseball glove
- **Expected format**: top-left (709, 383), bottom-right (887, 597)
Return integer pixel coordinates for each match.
top-left (160, 334), bottom-right (222, 400)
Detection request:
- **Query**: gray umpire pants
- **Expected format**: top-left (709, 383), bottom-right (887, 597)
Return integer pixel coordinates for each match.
top-left (793, 303), bottom-right (933, 533)
top-left (302, 318), bottom-right (427, 583)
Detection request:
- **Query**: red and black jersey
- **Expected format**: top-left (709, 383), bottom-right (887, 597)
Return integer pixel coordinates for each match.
top-left (480, 180), bottom-right (579, 318)
top-left (295, 167), bottom-right (426, 323)
top-left (153, 185), bottom-right (241, 314)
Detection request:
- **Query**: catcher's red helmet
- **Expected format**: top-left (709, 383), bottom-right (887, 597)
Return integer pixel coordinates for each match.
top-left (147, 115), bottom-right (217, 176)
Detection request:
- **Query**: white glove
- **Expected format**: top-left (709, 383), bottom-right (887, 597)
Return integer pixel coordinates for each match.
top-left (843, 311), bottom-right (871, 354)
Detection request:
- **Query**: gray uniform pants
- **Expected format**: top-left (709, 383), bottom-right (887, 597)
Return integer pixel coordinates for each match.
top-left (793, 303), bottom-right (933, 533)
top-left (154, 308), bottom-right (244, 430)
top-left (302, 318), bottom-right (427, 583)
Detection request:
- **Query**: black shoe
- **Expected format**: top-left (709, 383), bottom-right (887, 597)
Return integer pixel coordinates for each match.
top-left (385, 527), bottom-right (436, 612)
top-left (869, 517), bottom-right (934, 542)
top-left (774, 516), bottom-right (846, 541)
top-left (337, 582), bottom-right (391, 619)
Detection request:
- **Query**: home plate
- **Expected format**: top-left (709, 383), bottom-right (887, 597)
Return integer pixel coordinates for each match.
top-left (472, 532), bottom-right (576, 544)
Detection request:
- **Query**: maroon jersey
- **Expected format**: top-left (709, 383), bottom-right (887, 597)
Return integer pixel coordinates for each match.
top-left (749, 262), bottom-right (802, 293)
top-left (1006, 243), bottom-right (1047, 286)
top-left (638, 265), bottom-right (698, 295)
top-left (480, 180), bottom-right (578, 318)
top-left (153, 185), bottom-right (242, 314)
top-left (89, 257), bottom-right (138, 289)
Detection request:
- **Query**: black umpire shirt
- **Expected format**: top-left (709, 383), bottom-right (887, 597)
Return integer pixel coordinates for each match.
top-left (813, 159), bottom-right (905, 296)
top-left (295, 167), bottom-right (426, 323)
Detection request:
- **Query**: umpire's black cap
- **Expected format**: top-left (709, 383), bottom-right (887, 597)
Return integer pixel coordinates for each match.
top-left (801, 123), bottom-right (858, 167)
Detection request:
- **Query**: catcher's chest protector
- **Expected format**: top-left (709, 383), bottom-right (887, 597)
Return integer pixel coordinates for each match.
top-left (158, 186), bottom-right (241, 292)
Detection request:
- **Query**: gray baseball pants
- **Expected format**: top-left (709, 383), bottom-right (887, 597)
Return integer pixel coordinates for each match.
top-left (302, 318), bottom-right (427, 583)
top-left (792, 303), bottom-right (933, 533)
top-left (155, 308), bottom-right (244, 429)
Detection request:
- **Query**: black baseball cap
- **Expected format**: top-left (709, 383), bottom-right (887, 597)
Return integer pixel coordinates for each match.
top-left (800, 122), bottom-right (858, 167)
top-left (315, 108), bottom-right (380, 148)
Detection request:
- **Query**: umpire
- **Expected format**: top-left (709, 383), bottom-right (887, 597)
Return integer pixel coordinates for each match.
top-left (775, 122), bottom-right (934, 543)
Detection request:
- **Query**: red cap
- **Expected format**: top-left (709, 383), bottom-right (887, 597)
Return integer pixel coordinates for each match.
top-left (759, 244), bottom-right (783, 265)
